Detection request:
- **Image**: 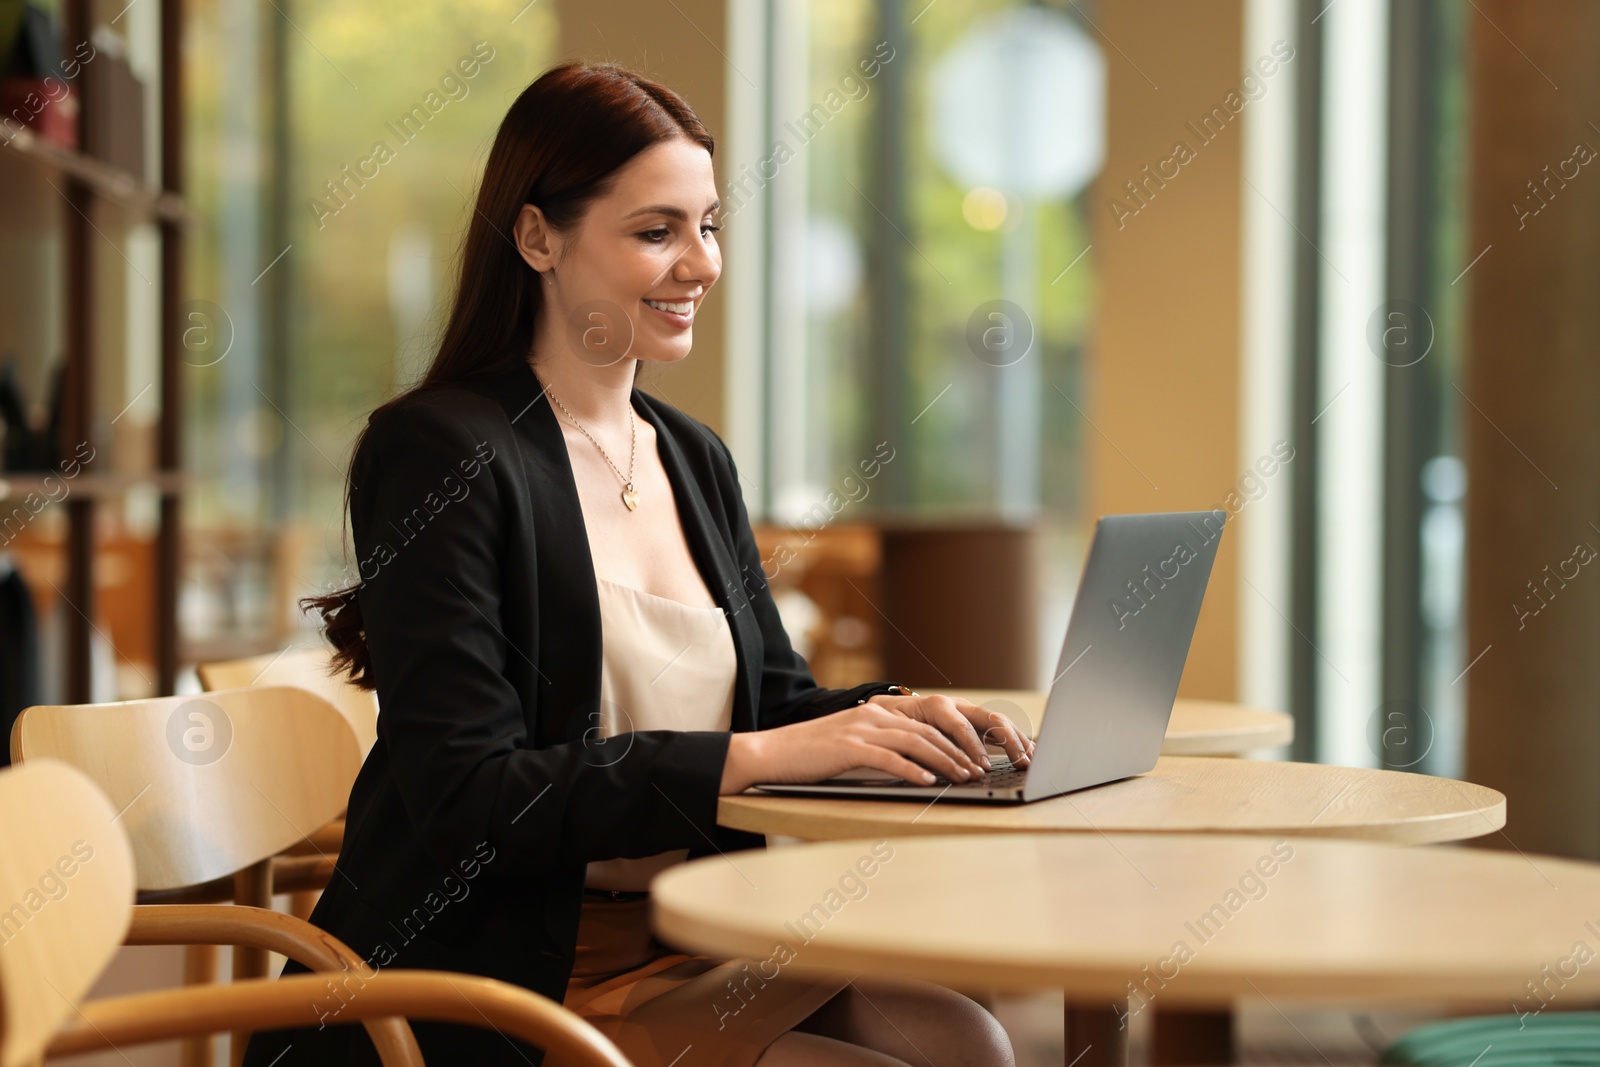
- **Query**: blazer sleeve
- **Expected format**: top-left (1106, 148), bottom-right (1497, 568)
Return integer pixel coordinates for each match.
top-left (708, 433), bottom-right (900, 730)
top-left (351, 399), bottom-right (733, 879)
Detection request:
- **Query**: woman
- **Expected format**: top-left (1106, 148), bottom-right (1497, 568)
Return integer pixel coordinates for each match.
top-left (243, 62), bottom-right (1031, 1067)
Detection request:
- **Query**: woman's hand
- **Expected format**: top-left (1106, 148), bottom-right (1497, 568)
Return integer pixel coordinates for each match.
top-left (719, 702), bottom-right (1009, 795)
top-left (862, 691), bottom-right (1035, 770)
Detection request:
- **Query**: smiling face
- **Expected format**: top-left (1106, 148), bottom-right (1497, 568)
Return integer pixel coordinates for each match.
top-left (517, 137), bottom-right (722, 372)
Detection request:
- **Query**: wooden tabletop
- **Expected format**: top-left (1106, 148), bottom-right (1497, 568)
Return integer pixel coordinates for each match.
top-left (938, 690), bottom-right (1293, 756)
top-left (653, 832), bottom-right (1590, 1005)
top-left (720, 756), bottom-right (1505, 845)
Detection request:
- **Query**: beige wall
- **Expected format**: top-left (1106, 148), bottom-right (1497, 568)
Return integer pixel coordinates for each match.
top-left (1092, 0), bottom-right (1244, 701)
top-left (556, 0), bottom-right (730, 437)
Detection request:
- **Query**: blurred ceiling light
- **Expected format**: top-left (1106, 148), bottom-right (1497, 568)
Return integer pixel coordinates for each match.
top-left (962, 186), bottom-right (1010, 230)
top-left (931, 6), bottom-right (1105, 200)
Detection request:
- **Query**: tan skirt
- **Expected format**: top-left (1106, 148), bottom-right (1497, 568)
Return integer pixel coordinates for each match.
top-left (544, 892), bottom-right (850, 1067)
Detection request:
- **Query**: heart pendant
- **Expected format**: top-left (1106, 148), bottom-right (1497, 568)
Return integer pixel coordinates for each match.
top-left (622, 487), bottom-right (639, 511)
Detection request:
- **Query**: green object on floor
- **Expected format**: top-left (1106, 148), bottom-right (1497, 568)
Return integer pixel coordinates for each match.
top-left (1381, 1012), bottom-right (1600, 1066)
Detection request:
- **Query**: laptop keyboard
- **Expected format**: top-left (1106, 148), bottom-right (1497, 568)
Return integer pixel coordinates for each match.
top-left (881, 758), bottom-right (1027, 789)
top-left (940, 764), bottom-right (1030, 790)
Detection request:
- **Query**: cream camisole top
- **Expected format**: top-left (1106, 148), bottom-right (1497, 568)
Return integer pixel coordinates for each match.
top-left (582, 575), bottom-right (737, 891)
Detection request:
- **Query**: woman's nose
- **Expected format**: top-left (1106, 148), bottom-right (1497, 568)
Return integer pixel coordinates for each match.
top-left (675, 232), bottom-right (720, 286)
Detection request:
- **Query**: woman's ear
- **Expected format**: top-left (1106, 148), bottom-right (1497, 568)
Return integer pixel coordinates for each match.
top-left (514, 203), bottom-right (560, 273)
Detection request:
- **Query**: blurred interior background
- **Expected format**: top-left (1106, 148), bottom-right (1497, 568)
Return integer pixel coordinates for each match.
top-left (3, 1), bottom-right (1599, 1059)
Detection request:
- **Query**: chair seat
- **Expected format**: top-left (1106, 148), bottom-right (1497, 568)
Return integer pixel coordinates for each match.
top-left (1382, 1012), bottom-right (1600, 1066)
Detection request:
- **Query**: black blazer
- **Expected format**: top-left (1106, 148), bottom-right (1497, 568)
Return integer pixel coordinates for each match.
top-left (242, 361), bottom-right (897, 1066)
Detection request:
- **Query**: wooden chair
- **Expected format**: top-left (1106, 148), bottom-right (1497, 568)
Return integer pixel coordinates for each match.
top-left (0, 757), bottom-right (632, 1067)
top-left (9, 686), bottom-right (363, 1066)
top-left (199, 645), bottom-right (380, 756)
top-left (198, 646), bottom-right (377, 921)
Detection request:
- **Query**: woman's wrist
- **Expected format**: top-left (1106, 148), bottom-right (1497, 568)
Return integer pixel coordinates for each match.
top-left (858, 682), bottom-right (919, 706)
top-left (720, 730), bottom-right (770, 795)
top-left (863, 684), bottom-right (919, 711)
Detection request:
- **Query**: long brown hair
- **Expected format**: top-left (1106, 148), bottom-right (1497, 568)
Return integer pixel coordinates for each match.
top-left (302, 62), bottom-right (715, 688)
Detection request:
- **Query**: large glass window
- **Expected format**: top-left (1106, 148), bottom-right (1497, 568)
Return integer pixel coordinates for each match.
top-left (1289, 0), bottom-right (1469, 772)
top-left (756, 0), bottom-right (1102, 685)
top-left (180, 0), bottom-right (558, 665)
top-left (1388, 0), bottom-right (1469, 778)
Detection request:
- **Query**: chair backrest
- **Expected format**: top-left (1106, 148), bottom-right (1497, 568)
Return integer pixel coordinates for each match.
top-left (199, 646), bottom-right (380, 756)
top-left (0, 759), bottom-right (135, 1067)
top-left (9, 687), bottom-right (360, 891)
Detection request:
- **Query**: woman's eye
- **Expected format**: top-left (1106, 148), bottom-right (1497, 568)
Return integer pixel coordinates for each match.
top-left (638, 223), bottom-right (719, 244)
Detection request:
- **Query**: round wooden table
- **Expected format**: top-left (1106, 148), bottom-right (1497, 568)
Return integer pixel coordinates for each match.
top-left (654, 833), bottom-right (1580, 1064)
top-left (939, 689), bottom-right (1293, 756)
top-left (722, 755), bottom-right (1503, 1063)
top-left (721, 756), bottom-right (1506, 846)
top-left (657, 832), bottom-right (1587, 1001)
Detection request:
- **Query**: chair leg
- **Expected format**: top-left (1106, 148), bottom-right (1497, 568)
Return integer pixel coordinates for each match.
top-left (182, 944), bottom-right (219, 1067)
top-left (289, 888), bottom-right (319, 921)
top-left (1064, 999), bottom-right (1129, 1066)
top-left (1151, 1008), bottom-right (1234, 1064)
top-left (231, 859), bottom-right (274, 1067)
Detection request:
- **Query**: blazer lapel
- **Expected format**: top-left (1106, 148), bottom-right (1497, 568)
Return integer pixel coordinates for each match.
top-left (496, 363), bottom-right (602, 748)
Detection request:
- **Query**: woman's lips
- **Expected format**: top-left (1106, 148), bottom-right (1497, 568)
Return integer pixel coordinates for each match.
top-left (642, 298), bottom-right (694, 329)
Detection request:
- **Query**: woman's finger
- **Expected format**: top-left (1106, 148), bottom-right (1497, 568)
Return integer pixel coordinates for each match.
top-left (973, 708), bottom-right (1032, 766)
top-left (865, 705), bottom-right (984, 772)
top-left (855, 745), bottom-right (943, 785)
top-left (905, 715), bottom-right (989, 774)
top-left (874, 696), bottom-right (991, 769)
top-left (913, 719), bottom-right (984, 777)
top-left (869, 724), bottom-right (981, 782)
top-left (919, 698), bottom-right (990, 765)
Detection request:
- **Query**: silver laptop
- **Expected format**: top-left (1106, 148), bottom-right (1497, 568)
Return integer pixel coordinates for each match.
top-left (754, 510), bottom-right (1224, 805)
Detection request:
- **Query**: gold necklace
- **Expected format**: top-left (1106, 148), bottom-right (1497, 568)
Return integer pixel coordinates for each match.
top-left (545, 383), bottom-right (640, 511)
